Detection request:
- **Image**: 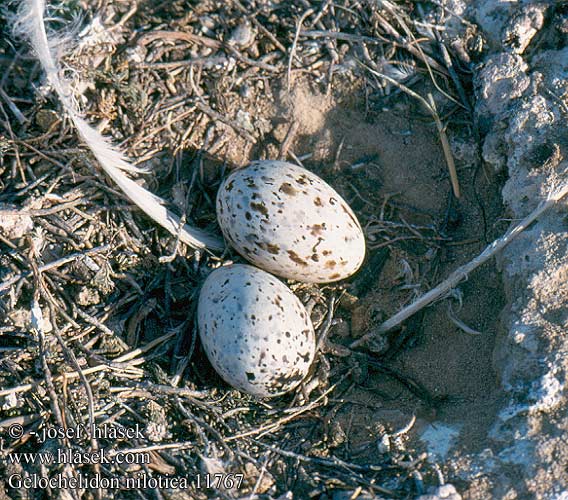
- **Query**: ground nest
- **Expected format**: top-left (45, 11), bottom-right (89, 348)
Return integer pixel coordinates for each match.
top-left (0, 1), bottom-right (511, 499)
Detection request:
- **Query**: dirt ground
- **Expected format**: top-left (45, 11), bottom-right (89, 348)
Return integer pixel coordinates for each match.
top-left (277, 80), bottom-right (509, 491)
top-left (0, 0), bottom-right (539, 499)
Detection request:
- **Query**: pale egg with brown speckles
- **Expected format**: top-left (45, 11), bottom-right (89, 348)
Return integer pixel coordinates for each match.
top-left (197, 264), bottom-right (316, 398)
top-left (216, 160), bottom-right (366, 283)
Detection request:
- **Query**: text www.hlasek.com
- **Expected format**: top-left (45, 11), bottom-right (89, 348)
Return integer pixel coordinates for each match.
top-left (8, 448), bottom-right (149, 466)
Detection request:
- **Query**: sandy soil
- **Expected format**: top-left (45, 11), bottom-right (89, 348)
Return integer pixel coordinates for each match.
top-left (268, 80), bottom-right (510, 488)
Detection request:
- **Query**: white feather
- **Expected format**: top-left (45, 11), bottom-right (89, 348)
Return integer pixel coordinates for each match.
top-left (15, 0), bottom-right (224, 251)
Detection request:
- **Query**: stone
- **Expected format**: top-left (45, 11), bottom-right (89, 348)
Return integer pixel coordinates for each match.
top-left (416, 484), bottom-right (462, 500)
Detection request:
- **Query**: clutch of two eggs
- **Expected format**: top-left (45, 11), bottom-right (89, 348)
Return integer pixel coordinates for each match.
top-left (198, 160), bottom-right (366, 397)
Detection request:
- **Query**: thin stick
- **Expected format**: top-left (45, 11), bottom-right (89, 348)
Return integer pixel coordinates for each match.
top-left (232, 0), bottom-right (288, 54)
top-left (278, 121), bottom-right (299, 160)
top-left (427, 93), bottom-right (460, 198)
top-left (0, 244), bottom-right (111, 293)
top-left (225, 377), bottom-right (341, 442)
top-left (288, 9), bottom-right (314, 93)
top-left (49, 305), bottom-right (103, 500)
top-left (195, 101), bottom-right (256, 144)
top-left (0, 331), bottom-right (175, 398)
top-left (358, 60), bottom-right (461, 198)
top-left (0, 413), bottom-right (43, 430)
top-left (351, 180), bottom-right (568, 348)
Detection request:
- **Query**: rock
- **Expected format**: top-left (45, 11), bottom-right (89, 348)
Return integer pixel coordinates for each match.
top-left (427, 2), bottom-right (568, 498)
top-left (416, 484), bottom-right (462, 500)
top-left (227, 20), bottom-right (255, 48)
top-left (501, 5), bottom-right (547, 54)
top-left (531, 47), bottom-right (568, 95)
top-left (0, 203), bottom-right (33, 240)
top-left (76, 286), bottom-right (101, 306)
top-left (475, 52), bottom-right (530, 123)
top-left (244, 462), bottom-right (275, 494)
top-left (143, 401), bottom-right (170, 442)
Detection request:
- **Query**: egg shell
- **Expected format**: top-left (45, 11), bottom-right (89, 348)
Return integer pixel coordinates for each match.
top-left (216, 160), bottom-right (366, 283)
top-left (197, 264), bottom-right (316, 398)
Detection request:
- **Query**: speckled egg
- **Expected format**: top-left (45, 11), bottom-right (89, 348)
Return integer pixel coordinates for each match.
top-left (216, 160), bottom-right (366, 283)
top-left (197, 264), bottom-right (316, 398)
